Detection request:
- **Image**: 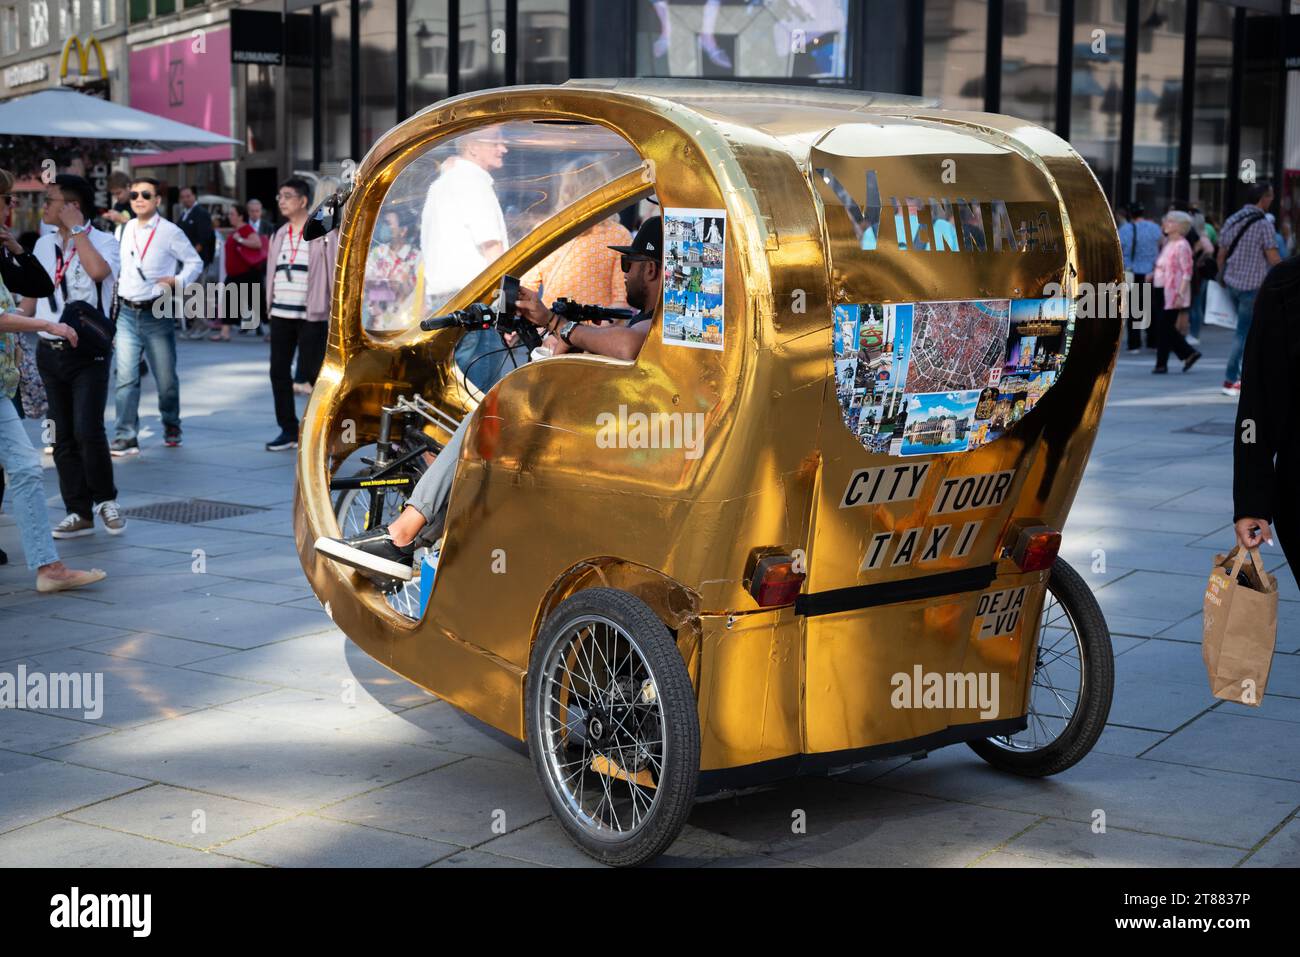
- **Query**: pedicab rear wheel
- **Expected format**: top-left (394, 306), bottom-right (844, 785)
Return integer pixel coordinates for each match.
top-left (968, 558), bottom-right (1113, 777)
top-left (526, 588), bottom-right (700, 867)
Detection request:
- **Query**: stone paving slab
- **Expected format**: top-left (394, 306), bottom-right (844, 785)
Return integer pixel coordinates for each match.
top-left (0, 817), bottom-right (256, 867)
top-left (216, 814), bottom-right (459, 867)
top-left (0, 750), bottom-right (150, 835)
top-left (64, 783), bottom-right (294, 850)
top-left (864, 747), bottom-right (1300, 849)
top-left (995, 818), bottom-right (1244, 867)
top-left (45, 709), bottom-right (463, 812)
top-left (318, 757), bottom-right (550, 846)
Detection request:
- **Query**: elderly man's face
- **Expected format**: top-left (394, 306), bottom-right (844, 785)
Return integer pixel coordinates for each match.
top-left (247, 199), bottom-right (263, 219)
top-left (463, 134), bottom-right (508, 172)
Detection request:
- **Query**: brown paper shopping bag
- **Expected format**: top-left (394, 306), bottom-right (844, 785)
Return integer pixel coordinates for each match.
top-left (1202, 546), bottom-right (1278, 705)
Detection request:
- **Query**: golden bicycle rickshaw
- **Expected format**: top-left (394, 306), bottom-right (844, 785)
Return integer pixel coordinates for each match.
top-left (295, 79), bottom-right (1121, 866)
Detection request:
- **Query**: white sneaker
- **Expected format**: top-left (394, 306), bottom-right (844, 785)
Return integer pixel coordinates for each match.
top-left (1185, 335), bottom-right (1199, 346)
top-left (94, 500), bottom-right (127, 535)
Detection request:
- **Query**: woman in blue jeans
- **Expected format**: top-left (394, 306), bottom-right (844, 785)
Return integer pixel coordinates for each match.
top-left (0, 279), bottom-right (105, 590)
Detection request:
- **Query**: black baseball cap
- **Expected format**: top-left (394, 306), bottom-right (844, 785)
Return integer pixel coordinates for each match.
top-left (609, 215), bottom-right (661, 261)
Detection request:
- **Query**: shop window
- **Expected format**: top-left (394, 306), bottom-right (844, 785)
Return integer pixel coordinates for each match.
top-left (1131, 0), bottom-right (1185, 213)
top-left (1070, 0), bottom-right (1126, 203)
top-left (91, 0), bottom-right (113, 27)
top-left (924, 0), bottom-right (987, 110)
top-left (519, 0), bottom-right (569, 84)
top-left (1001, 0), bottom-right (1059, 127)
top-left (408, 0), bottom-right (450, 115)
top-left (1, 6), bottom-right (19, 54)
top-left (635, 0), bottom-right (851, 82)
top-left (359, 120), bottom-right (644, 345)
top-left (155, 0), bottom-right (176, 16)
top-left (29, 0), bottom-right (49, 46)
top-left (57, 0), bottom-right (76, 38)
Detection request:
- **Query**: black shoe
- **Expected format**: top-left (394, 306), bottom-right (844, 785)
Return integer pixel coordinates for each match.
top-left (314, 529), bottom-right (415, 582)
top-left (0, 547), bottom-right (8, 566)
top-left (1182, 351), bottom-right (1202, 372)
top-left (164, 427), bottom-right (183, 447)
top-left (265, 431), bottom-right (298, 451)
top-left (1151, 366), bottom-right (1168, 374)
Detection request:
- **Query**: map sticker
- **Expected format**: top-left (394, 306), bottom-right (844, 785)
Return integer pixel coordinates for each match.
top-left (834, 295), bottom-right (1074, 456)
top-left (663, 208), bottom-right (725, 351)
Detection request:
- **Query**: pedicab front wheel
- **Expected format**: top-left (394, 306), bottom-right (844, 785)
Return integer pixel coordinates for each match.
top-left (526, 588), bottom-right (700, 867)
top-left (968, 558), bottom-right (1113, 777)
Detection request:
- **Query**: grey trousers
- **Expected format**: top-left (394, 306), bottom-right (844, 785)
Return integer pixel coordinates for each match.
top-left (407, 413), bottom-right (469, 524)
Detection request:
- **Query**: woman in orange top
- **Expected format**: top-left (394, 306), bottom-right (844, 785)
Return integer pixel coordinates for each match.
top-left (521, 160), bottom-right (632, 356)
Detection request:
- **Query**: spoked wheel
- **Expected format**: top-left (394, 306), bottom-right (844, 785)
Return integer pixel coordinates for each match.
top-left (968, 558), bottom-right (1113, 777)
top-left (526, 588), bottom-right (699, 867)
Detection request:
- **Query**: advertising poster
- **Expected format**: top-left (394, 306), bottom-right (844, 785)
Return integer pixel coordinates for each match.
top-left (663, 208), bottom-right (726, 350)
top-left (835, 295), bottom-right (1076, 456)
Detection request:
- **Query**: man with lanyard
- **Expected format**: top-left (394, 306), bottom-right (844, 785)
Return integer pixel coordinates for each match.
top-left (16, 175), bottom-right (125, 540)
top-left (111, 178), bottom-right (202, 456)
top-left (1217, 181), bottom-right (1282, 397)
top-left (264, 177), bottom-right (318, 451)
top-left (313, 216), bottom-right (664, 583)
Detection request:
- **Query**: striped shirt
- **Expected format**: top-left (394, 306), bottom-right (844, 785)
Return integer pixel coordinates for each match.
top-left (269, 229), bottom-right (309, 318)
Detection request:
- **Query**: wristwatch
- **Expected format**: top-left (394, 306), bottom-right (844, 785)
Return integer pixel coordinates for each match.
top-left (558, 320), bottom-right (578, 345)
top-left (69, 223), bottom-right (89, 236)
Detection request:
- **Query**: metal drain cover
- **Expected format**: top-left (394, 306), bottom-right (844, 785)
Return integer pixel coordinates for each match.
top-left (121, 499), bottom-right (270, 524)
top-left (1174, 420), bottom-right (1236, 437)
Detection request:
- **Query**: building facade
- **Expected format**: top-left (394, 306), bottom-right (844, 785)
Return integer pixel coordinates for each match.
top-left (1, 0), bottom-right (1296, 234)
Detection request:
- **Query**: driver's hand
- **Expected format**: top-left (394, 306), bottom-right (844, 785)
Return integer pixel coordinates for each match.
top-left (515, 285), bottom-right (552, 328)
top-left (502, 331), bottom-right (521, 347)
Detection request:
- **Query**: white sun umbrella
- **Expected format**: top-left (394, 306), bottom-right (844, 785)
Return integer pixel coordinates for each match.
top-left (0, 87), bottom-right (240, 149)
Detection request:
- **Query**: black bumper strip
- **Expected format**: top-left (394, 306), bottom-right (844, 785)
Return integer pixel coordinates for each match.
top-left (794, 563), bottom-right (998, 618)
top-left (696, 715), bottom-right (1028, 795)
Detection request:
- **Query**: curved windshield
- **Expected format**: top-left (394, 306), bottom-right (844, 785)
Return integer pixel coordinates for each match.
top-left (360, 120), bottom-right (644, 335)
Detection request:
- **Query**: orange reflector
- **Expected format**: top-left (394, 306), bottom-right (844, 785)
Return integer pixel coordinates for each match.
top-left (1011, 526), bottom-right (1061, 572)
top-left (749, 554), bottom-right (805, 607)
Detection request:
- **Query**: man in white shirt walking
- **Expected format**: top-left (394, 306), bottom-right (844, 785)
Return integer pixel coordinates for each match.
top-left (420, 129), bottom-right (521, 392)
top-left (17, 175), bottom-right (126, 539)
top-left (110, 178), bottom-right (202, 455)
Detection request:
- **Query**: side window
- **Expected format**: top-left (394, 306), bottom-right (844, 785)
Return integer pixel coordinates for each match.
top-left (361, 120), bottom-right (644, 334)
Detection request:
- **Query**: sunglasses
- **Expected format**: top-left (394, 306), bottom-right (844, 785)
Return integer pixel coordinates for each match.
top-left (129, 190), bottom-right (155, 201)
top-left (620, 254), bottom-right (651, 273)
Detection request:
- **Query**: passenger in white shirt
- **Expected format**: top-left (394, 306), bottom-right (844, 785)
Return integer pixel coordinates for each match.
top-left (419, 129), bottom-right (519, 390)
top-left (17, 175), bottom-right (125, 539)
top-left (110, 177), bottom-right (203, 455)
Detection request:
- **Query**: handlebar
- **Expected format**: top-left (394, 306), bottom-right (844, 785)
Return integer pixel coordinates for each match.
top-left (419, 298), bottom-right (637, 333)
top-left (419, 303), bottom-right (495, 332)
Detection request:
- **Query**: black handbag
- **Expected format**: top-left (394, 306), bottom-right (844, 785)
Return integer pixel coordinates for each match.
top-left (48, 243), bottom-right (116, 358)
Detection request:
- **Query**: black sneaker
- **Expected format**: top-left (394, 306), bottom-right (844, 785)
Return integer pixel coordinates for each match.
top-left (1182, 351), bottom-right (1202, 373)
top-left (110, 438), bottom-right (140, 457)
top-left (314, 529), bottom-right (415, 582)
top-left (164, 427), bottom-right (183, 447)
top-left (265, 431), bottom-right (298, 451)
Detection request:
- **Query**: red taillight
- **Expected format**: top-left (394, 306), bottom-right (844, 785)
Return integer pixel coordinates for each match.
top-left (1011, 526), bottom-right (1061, 572)
top-left (749, 555), bottom-right (806, 607)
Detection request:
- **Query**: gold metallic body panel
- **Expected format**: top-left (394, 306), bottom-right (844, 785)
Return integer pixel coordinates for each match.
top-left (294, 80), bottom-right (1121, 774)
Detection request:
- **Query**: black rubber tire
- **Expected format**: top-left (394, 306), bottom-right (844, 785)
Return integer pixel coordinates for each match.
top-left (526, 588), bottom-right (700, 867)
top-left (968, 558), bottom-right (1114, 777)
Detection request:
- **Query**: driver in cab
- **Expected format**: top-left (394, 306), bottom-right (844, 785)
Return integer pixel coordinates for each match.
top-left (314, 216), bottom-right (663, 583)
